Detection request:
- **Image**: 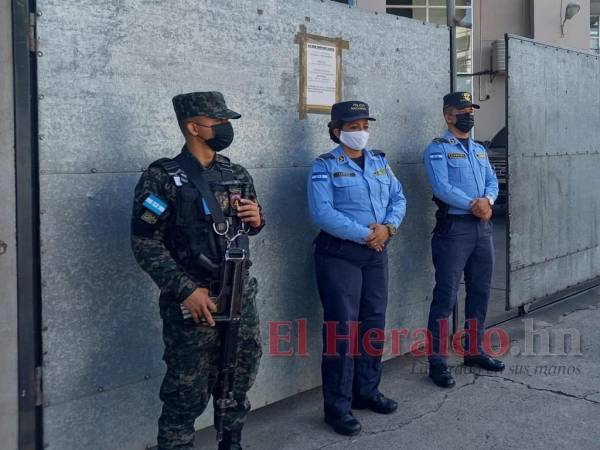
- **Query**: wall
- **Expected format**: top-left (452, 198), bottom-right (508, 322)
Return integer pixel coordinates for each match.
top-left (533, 0), bottom-right (590, 48)
top-left (0, 0), bottom-right (19, 448)
top-left (35, 0), bottom-right (449, 448)
top-left (358, 0), bottom-right (386, 12)
top-left (506, 35), bottom-right (600, 307)
top-left (473, 0), bottom-right (532, 141)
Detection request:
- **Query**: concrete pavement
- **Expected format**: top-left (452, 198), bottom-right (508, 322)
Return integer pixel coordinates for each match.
top-left (192, 286), bottom-right (600, 450)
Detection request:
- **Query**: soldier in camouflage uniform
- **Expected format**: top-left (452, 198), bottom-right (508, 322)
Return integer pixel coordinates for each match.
top-left (131, 92), bottom-right (264, 450)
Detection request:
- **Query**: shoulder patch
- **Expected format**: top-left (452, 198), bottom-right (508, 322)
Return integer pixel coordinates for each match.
top-left (317, 153), bottom-right (335, 161)
top-left (143, 194), bottom-right (168, 216)
top-left (429, 152), bottom-right (444, 160)
top-left (311, 172), bottom-right (328, 182)
top-left (432, 137), bottom-right (450, 144)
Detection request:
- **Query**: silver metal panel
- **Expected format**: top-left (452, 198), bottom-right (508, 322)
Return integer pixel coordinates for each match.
top-left (0, 0), bottom-right (18, 447)
top-left (507, 35), bottom-right (600, 308)
top-left (37, 0), bottom-right (448, 447)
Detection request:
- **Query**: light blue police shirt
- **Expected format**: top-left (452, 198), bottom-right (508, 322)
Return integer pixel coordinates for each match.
top-left (422, 130), bottom-right (499, 215)
top-left (307, 145), bottom-right (406, 244)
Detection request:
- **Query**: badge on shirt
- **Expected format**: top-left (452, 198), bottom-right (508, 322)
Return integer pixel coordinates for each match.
top-left (311, 172), bottom-right (328, 182)
top-left (448, 153), bottom-right (467, 159)
top-left (333, 172), bottom-right (356, 178)
top-left (373, 168), bottom-right (386, 176)
top-left (143, 194), bottom-right (168, 216)
top-left (337, 155), bottom-right (345, 163)
top-left (140, 210), bottom-right (158, 224)
top-left (430, 153), bottom-right (444, 160)
top-left (476, 152), bottom-right (487, 160)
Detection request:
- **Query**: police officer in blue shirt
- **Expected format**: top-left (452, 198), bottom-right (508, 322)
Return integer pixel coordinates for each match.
top-left (422, 92), bottom-right (505, 389)
top-left (307, 101), bottom-right (406, 436)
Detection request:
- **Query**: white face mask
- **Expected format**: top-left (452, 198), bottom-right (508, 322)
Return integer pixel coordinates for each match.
top-left (339, 130), bottom-right (369, 151)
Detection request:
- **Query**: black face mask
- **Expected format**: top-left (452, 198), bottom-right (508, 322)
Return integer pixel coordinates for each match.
top-left (205, 122), bottom-right (234, 152)
top-left (455, 113), bottom-right (475, 133)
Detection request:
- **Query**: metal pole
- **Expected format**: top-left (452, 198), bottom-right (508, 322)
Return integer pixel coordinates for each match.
top-left (13, 0), bottom-right (43, 448)
top-left (447, 0), bottom-right (459, 335)
top-left (448, 0), bottom-right (456, 92)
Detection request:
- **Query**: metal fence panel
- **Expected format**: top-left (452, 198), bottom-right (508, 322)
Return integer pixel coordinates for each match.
top-left (506, 35), bottom-right (600, 309)
top-left (36, 0), bottom-right (448, 448)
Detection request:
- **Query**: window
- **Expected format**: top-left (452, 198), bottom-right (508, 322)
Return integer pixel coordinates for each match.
top-left (591, 15), bottom-right (600, 54)
top-left (386, 1), bottom-right (473, 92)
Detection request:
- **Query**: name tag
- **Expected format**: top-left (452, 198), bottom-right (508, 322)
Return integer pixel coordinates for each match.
top-left (448, 153), bottom-right (466, 159)
top-left (333, 172), bottom-right (356, 178)
top-left (143, 194), bottom-right (168, 216)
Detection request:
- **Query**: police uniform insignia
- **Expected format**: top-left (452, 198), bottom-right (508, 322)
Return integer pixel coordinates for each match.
top-left (337, 155), bottom-right (345, 163)
top-left (430, 153), bottom-right (444, 160)
top-left (143, 194), bottom-right (168, 216)
top-left (448, 138), bottom-right (458, 145)
top-left (476, 152), bottom-right (487, 160)
top-left (373, 168), bottom-right (386, 176)
top-left (333, 171), bottom-right (356, 178)
top-left (462, 92), bottom-right (471, 102)
top-left (140, 210), bottom-right (158, 224)
top-left (448, 153), bottom-right (466, 159)
top-left (312, 172), bottom-right (328, 182)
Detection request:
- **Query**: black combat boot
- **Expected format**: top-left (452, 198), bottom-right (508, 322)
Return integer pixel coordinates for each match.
top-left (218, 430), bottom-right (242, 450)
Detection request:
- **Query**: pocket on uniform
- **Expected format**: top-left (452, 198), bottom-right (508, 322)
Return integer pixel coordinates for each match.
top-left (332, 175), bottom-right (361, 204)
top-left (375, 175), bottom-right (391, 205)
top-left (447, 157), bottom-right (469, 168)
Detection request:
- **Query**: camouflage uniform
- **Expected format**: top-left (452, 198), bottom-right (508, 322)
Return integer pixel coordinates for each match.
top-left (130, 92), bottom-right (263, 450)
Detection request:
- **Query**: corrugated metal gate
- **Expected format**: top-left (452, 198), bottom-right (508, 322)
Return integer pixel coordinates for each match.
top-left (506, 34), bottom-right (600, 309)
top-left (35, 1), bottom-right (449, 448)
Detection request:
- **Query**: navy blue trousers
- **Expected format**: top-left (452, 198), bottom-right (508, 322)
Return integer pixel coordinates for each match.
top-left (428, 217), bottom-right (494, 365)
top-left (314, 232), bottom-right (388, 418)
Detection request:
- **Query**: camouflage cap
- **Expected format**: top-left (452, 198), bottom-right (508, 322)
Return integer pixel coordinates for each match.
top-left (172, 91), bottom-right (241, 122)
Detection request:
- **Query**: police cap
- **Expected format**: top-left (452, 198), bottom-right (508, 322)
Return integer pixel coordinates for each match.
top-left (443, 91), bottom-right (480, 110)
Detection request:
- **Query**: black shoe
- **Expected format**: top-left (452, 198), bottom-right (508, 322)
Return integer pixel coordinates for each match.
top-left (324, 412), bottom-right (362, 436)
top-left (352, 393), bottom-right (398, 414)
top-left (464, 354), bottom-right (505, 371)
top-left (218, 430), bottom-right (242, 450)
top-left (429, 364), bottom-right (455, 388)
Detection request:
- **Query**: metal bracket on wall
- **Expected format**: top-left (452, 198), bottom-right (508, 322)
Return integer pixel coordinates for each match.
top-left (0, 240), bottom-right (7, 255)
top-left (28, 12), bottom-right (36, 53)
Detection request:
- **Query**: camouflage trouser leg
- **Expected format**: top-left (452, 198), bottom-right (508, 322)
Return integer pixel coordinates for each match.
top-left (157, 277), bottom-right (262, 450)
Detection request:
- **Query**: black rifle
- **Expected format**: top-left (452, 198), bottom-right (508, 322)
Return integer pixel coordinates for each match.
top-left (177, 180), bottom-right (252, 445)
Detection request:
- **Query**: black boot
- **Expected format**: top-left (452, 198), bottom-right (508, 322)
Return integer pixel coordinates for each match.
top-left (218, 430), bottom-right (242, 450)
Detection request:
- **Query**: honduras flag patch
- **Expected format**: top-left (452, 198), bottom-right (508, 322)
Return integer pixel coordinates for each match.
top-left (143, 194), bottom-right (168, 216)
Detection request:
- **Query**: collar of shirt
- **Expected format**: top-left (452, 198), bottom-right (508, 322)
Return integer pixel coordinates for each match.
top-left (443, 130), bottom-right (472, 152)
top-left (331, 145), bottom-right (376, 171)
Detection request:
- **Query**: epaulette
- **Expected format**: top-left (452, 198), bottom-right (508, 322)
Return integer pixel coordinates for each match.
top-left (317, 153), bottom-right (335, 161)
top-left (369, 149), bottom-right (386, 158)
top-left (432, 137), bottom-right (450, 144)
top-left (150, 158), bottom-right (179, 177)
top-left (474, 140), bottom-right (490, 151)
top-left (215, 153), bottom-right (232, 167)
top-left (150, 158), bottom-right (186, 186)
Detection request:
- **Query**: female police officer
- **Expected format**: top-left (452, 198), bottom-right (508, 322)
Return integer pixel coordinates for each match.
top-left (307, 101), bottom-right (406, 436)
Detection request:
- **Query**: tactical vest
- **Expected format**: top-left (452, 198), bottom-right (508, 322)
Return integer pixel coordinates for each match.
top-left (152, 152), bottom-right (250, 284)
